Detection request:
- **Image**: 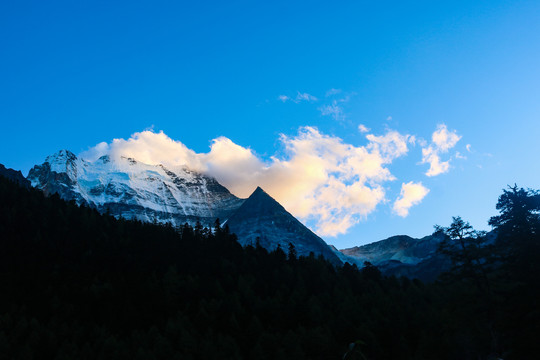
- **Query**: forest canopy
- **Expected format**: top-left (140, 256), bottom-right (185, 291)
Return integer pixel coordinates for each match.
top-left (0, 175), bottom-right (538, 360)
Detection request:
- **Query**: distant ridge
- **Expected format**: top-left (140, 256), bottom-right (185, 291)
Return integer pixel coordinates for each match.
top-left (338, 233), bottom-right (450, 281)
top-left (0, 163), bottom-right (30, 188)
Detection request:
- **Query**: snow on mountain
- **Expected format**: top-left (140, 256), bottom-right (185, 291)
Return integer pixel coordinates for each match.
top-left (32, 150), bottom-right (461, 267)
top-left (22, 150), bottom-right (465, 275)
top-left (28, 150), bottom-right (244, 226)
top-left (27, 150), bottom-right (341, 263)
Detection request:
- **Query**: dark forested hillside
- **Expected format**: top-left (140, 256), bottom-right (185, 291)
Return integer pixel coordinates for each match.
top-left (0, 175), bottom-right (539, 359)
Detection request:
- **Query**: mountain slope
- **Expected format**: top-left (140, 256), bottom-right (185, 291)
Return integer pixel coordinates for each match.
top-left (340, 234), bottom-right (444, 265)
top-left (27, 151), bottom-right (340, 264)
top-left (27, 150), bottom-right (244, 226)
top-left (339, 233), bottom-right (450, 281)
top-left (226, 187), bottom-right (341, 264)
top-left (0, 163), bottom-right (30, 188)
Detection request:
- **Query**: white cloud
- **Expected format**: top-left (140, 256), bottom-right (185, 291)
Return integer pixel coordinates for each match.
top-left (366, 131), bottom-right (414, 162)
top-left (325, 88), bottom-right (342, 96)
top-left (81, 141), bottom-right (110, 161)
top-left (466, 144), bottom-right (472, 152)
top-left (431, 124), bottom-right (461, 151)
top-left (386, 116), bottom-right (392, 121)
top-left (422, 147), bottom-right (449, 177)
top-left (278, 92), bottom-right (318, 103)
top-left (319, 101), bottom-right (344, 121)
top-left (81, 127), bottom-right (415, 237)
top-left (278, 95), bottom-right (289, 102)
top-left (393, 182), bottom-right (430, 217)
top-left (421, 124), bottom-right (462, 177)
top-left (417, 138), bottom-right (428, 147)
top-left (295, 92), bottom-right (318, 102)
top-left (358, 124), bottom-right (370, 133)
top-left (455, 151), bottom-right (467, 160)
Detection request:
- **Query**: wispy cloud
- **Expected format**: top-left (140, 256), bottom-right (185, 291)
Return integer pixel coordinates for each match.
top-left (278, 95), bottom-right (289, 102)
top-left (319, 101), bottom-right (344, 121)
top-left (393, 182), bottom-right (430, 217)
top-left (81, 127), bottom-right (418, 237)
top-left (278, 92), bottom-right (318, 103)
top-left (366, 131), bottom-right (415, 162)
top-left (421, 124), bottom-right (462, 177)
top-left (280, 89), bottom-right (355, 123)
top-left (455, 151), bottom-right (467, 160)
top-left (325, 88), bottom-right (342, 97)
top-left (295, 92), bottom-right (318, 102)
top-left (358, 124), bottom-right (370, 133)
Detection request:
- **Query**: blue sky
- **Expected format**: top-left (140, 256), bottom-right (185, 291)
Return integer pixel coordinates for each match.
top-left (1, 0), bottom-right (539, 247)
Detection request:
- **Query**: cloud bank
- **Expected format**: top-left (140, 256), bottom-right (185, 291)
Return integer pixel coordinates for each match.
top-left (81, 127), bottom-right (423, 236)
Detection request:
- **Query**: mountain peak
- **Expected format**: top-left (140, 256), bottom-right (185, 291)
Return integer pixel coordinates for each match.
top-left (227, 186), bottom-right (341, 264)
top-left (28, 150), bottom-right (244, 227)
top-left (27, 151), bottom-right (340, 264)
top-left (47, 149), bottom-right (77, 161)
top-left (249, 186), bottom-right (268, 197)
top-left (237, 186), bottom-right (290, 218)
top-left (44, 149), bottom-right (78, 170)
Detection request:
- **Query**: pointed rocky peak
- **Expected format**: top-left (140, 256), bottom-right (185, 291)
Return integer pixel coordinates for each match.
top-left (235, 186), bottom-right (287, 215)
top-left (250, 186), bottom-right (272, 199)
top-left (39, 149), bottom-right (80, 176)
top-left (227, 186), bottom-right (341, 264)
top-left (45, 149), bottom-right (77, 163)
top-left (27, 150), bottom-right (82, 198)
top-left (231, 185), bottom-right (298, 219)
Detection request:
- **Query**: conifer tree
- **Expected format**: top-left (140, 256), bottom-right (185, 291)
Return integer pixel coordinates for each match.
top-left (287, 242), bottom-right (297, 261)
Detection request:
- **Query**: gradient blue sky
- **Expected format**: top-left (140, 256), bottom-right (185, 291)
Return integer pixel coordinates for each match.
top-left (1, 0), bottom-right (539, 247)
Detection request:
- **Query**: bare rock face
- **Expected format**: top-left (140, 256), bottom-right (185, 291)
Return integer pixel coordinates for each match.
top-left (338, 233), bottom-right (450, 281)
top-left (0, 163), bottom-right (31, 188)
top-left (226, 187), bottom-right (342, 264)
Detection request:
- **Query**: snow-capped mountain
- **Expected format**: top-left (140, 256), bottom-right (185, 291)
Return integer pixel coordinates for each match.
top-left (28, 150), bottom-right (244, 226)
top-left (226, 187), bottom-right (342, 265)
top-left (27, 150), bottom-right (341, 263)
top-left (20, 151), bottom-right (465, 275)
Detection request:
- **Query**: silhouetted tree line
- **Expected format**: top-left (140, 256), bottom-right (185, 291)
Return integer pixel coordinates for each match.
top-left (0, 175), bottom-right (538, 359)
top-left (434, 185), bottom-right (540, 359)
